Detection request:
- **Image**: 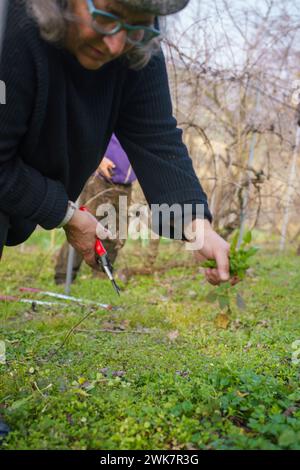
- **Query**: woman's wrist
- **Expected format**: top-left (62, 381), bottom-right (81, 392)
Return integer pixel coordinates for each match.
top-left (57, 201), bottom-right (78, 228)
top-left (184, 218), bottom-right (212, 242)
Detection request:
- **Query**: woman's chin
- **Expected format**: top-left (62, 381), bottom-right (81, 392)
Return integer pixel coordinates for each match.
top-left (77, 55), bottom-right (105, 70)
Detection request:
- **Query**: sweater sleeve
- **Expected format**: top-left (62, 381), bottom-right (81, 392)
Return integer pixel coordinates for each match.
top-left (115, 51), bottom-right (212, 231)
top-left (0, 16), bottom-right (68, 231)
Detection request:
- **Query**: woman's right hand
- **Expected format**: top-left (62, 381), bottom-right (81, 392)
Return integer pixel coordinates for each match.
top-left (63, 209), bottom-right (111, 269)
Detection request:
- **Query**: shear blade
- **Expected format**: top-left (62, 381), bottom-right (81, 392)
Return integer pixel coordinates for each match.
top-left (112, 280), bottom-right (121, 296)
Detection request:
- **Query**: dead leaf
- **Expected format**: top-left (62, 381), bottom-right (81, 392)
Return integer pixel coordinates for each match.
top-left (66, 414), bottom-right (74, 425)
top-left (111, 370), bottom-right (126, 378)
top-left (23, 312), bottom-right (34, 321)
top-left (175, 370), bottom-right (190, 378)
top-left (81, 381), bottom-right (95, 391)
top-left (167, 330), bottom-right (179, 342)
top-left (101, 321), bottom-right (116, 330)
top-left (186, 443), bottom-right (198, 450)
top-left (215, 313), bottom-right (230, 329)
top-left (188, 290), bottom-right (197, 299)
top-left (98, 368), bottom-right (126, 378)
top-left (283, 407), bottom-right (297, 417)
top-left (136, 326), bottom-right (154, 334)
top-left (228, 415), bottom-right (251, 432)
top-left (231, 319), bottom-right (244, 330)
top-left (101, 319), bottom-right (130, 332)
top-left (257, 319), bottom-right (270, 328)
top-left (236, 391), bottom-right (249, 398)
top-left (243, 341), bottom-right (252, 352)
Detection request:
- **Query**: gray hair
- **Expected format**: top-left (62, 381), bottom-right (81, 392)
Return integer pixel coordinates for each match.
top-left (25, 0), bottom-right (162, 69)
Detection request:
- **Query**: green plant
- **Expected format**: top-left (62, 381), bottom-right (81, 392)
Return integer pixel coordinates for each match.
top-left (202, 230), bottom-right (258, 314)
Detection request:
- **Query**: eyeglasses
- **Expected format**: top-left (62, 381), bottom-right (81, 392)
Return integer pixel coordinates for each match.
top-left (86, 0), bottom-right (160, 45)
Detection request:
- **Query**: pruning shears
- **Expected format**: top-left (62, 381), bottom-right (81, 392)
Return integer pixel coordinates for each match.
top-left (79, 206), bottom-right (121, 296)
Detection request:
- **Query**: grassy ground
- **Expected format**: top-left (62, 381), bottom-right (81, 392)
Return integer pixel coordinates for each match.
top-left (0, 230), bottom-right (300, 450)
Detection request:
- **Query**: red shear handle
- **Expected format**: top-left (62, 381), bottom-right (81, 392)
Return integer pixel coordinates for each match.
top-left (95, 239), bottom-right (107, 257)
top-left (79, 206), bottom-right (107, 256)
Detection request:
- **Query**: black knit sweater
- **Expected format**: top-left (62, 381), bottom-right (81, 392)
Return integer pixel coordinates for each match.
top-left (0, 0), bottom-right (211, 245)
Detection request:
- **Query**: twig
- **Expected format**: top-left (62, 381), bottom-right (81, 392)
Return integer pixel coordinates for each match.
top-left (32, 381), bottom-right (52, 398)
top-left (75, 328), bottom-right (155, 335)
top-left (47, 309), bottom-right (97, 357)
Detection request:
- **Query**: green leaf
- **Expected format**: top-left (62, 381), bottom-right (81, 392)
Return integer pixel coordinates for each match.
top-left (287, 391), bottom-right (300, 401)
top-left (278, 429), bottom-right (298, 447)
top-left (202, 260), bottom-right (217, 269)
top-left (205, 291), bottom-right (218, 303)
top-left (237, 269), bottom-right (246, 280)
top-left (243, 230), bottom-right (252, 245)
top-left (230, 231), bottom-right (239, 253)
top-left (218, 282), bottom-right (231, 291)
top-left (245, 247), bottom-right (259, 258)
top-left (218, 295), bottom-right (230, 310)
top-left (9, 396), bottom-right (33, 411)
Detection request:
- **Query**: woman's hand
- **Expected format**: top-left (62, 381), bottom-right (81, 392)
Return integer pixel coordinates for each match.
top-left (185, 219), bottom-right (237, 286)
top-left (63, 209), bottom-right (111, 269)
top-left (97, 157), bottom-right (116, 181)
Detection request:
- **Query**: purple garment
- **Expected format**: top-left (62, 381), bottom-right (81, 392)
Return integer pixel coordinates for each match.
top-left (103, 134), bottom-right (137, 185)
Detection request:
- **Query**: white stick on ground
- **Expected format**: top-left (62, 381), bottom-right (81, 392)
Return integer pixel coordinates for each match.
top-left (19, 287), bottom-right (112, 309)
top-left (65, 245), bottom-right (75, 295)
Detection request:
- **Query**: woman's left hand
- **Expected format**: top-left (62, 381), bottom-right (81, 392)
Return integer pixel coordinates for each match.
top-left (185, 219), bottom-right (237, 286)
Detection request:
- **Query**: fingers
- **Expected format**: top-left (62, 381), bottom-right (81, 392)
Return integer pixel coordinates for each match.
top-left (101, 168), bottom-right (112, 180)
top-left (193, 251), bottom-right (206, 263)
top-left (96, 222), bottom-right (113, 240)
top-left (83, 250), bottom-right (99, 270)
top-left (99, 157), bottom-right (116, 181)
top-left (64, 210), bottom-right (104, 271)
top-left (205, 268), bottom-right (221, 285)
top-left (215, 244), bottom-right (230, 282)
top-left (203, 245), bottom-right (230, 285)
top-left (205, 269), bottom-right (240, 286)
top-left (83, 252), bottom-right (98, 270)
top-left (102, 157), bottom-right (115, 169)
